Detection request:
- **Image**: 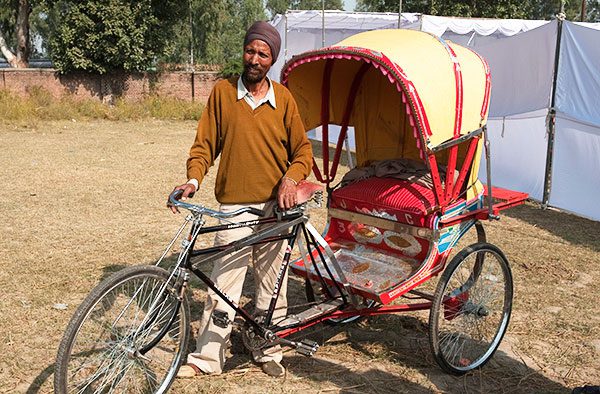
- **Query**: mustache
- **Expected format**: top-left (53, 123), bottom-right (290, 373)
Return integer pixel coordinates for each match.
top-left (244, 64), bottom-right (262, 71)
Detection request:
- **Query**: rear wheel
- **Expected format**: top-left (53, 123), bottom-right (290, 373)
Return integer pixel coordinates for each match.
top-left (54, 265), bottom-right (190, 393)
top-left (429, 243), bottom-right (513, 375)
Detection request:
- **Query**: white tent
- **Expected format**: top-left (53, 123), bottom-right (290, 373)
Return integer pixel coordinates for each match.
top-left (270, 11), bottom-right (600, 221)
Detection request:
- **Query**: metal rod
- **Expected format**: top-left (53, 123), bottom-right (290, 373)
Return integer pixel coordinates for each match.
top-left (429, 127), bottom-right (483, 153)
top-left (542, 17), bottom-right (564, 207)
top-left (483, 125), bottom-right (499, 220)
top-left (398, 0), bottom-right (403, 28)
top-left (344, 132), bottom-right (354, 169)
top-left (188, 0), bottom-right (194, 69)
top-left (284, 12), bottom-right (288, 62)
top-left (322, 0), bottom-right (325, 47)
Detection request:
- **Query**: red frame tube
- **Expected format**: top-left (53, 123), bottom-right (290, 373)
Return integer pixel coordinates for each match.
top-left (276, 302), bottom-right (433, 338)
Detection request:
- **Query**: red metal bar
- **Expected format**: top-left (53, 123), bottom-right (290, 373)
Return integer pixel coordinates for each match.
top-left (448, 45), bottom-right (463, 138)
top-left (276, 302), bottom-right (433, 338)
top-left (439, 186), bottom-right (528, 228)
top-left (445, 144), bottom-right (458, 203)
top-left (320, 60), bottom-right (334, 184)
top-left (428, 154), bottom-right (446, 207)
top-left (450, 136), bottom-right (480, 201)
top-left (330, 63), bottom-right (370, 181)
top-left (439, 208), bottom-right (491, 228)
top-left (311, 158), bottom-right (325, 183)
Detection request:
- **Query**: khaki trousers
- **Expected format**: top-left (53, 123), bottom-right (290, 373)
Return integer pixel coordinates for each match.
top-left (187, 200), bottom-right (288, 374)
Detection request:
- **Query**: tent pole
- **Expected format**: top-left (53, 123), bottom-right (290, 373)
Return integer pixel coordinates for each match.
top-left (397, 0), bottom-right (402, 28)
top-left (322, 0), bottom-right (325, 47)
top-left (285, 12), bottom-right (288, 61)
top-left (542, 16), bottom-right (564, 208)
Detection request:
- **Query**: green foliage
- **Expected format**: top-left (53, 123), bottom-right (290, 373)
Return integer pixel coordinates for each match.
top-left (0, 88), bottom-right (204, 125)
top-left (355, 0), bottom-right (600, 21)
top-left (47, 1), bottom-right (186, 74)
top-left (1, 0), bottom-right (49, 60)
top-left (187, 0), bottom-right (265, 74)
top-left (267, 0), bottom-right (344, 17)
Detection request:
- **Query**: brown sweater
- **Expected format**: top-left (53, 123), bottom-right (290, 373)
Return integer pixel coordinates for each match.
top-left (186, 77), bottom-right (313, 204)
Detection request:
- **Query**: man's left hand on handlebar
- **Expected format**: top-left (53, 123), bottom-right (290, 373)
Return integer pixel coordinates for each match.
top-left (168, 183), bottom-right (196, 214)
top-left (277, 177), bottom-right (297, 210)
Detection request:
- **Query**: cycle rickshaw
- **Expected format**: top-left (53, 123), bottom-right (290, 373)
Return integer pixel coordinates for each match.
top-left (54, 29), bottom-right (528, 393)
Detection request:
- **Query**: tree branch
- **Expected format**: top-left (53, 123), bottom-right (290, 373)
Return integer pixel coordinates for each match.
top-left (0, 28), bottom-right (18, 67)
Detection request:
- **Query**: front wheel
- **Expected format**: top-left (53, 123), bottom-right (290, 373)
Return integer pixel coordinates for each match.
top-left (54, 265), bottom-right (190, 393)
top-left (429, 242), bottom-right (513, 375)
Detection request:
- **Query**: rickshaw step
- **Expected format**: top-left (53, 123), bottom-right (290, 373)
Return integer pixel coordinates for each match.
top-left (276, 299), bottom-right (344, 327)
top-left (296, 339), bottom-right (319, 357)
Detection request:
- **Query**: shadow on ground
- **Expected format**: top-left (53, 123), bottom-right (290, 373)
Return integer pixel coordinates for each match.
top-left (27, 241), bottom-right (571, 393)
top-left (504, 203), bottom-right (600, 253)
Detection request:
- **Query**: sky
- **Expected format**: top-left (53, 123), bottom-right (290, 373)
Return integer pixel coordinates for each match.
top-left (344, 0), bottom-right (356, 11)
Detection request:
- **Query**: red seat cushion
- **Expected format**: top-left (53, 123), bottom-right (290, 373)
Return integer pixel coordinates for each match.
top-left (330, 177), bottom-right (438, 227)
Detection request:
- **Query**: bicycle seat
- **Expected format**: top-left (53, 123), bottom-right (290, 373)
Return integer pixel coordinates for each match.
top-left (296, 180), bottom-right (323, 205)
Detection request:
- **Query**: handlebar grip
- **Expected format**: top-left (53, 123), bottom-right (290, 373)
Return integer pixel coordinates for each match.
top-left (248, 207), bottom-right (266, 217)
top-left (169, 189), bottom-right (184, 206)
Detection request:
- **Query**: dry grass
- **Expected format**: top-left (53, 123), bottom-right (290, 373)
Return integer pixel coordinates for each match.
top-left (0, 88), bottom-right (204, 127)
top-left (1, 120), bottom-right (599, 393)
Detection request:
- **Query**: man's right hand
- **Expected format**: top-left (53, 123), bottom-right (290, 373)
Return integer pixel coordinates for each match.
top-left (168, 183), bottom-right (197, 214)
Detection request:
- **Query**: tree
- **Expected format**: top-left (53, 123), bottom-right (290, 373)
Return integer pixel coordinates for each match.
top-left (47, 0), bottom-right (187, 74)
top-left (267, 0), bottom-right (344, 18)
top-left (0, 0), bottom-right (32, 67)
top-left (356, 0), bottom-right (531, 19)
top-left (355, 0), bottom-right (599, 21)
top-left (171, 0), bottom-right (266, 75)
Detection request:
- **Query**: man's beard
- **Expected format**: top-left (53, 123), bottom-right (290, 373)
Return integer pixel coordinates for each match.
top-left (243, 64), bottom-right (267, 83)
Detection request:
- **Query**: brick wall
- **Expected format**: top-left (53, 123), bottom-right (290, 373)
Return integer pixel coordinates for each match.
top-left (0, 68), bottom-right (220, 104)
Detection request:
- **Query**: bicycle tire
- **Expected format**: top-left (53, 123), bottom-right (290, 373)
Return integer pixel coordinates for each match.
top-left (429, 242), bottom-right (513, 375)
top-left (54, 265), bottom-right (190, 393)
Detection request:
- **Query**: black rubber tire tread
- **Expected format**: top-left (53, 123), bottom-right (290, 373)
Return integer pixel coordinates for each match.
top-left (54, 265), bottom-right (190, 394)
top-left (429, 242), bottom-right (513, 375)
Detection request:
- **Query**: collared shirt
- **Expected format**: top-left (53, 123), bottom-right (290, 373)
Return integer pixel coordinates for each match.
top-left (237, 76), bottom-right (277, 110)
top-left (187, 76), bottom-right (278, 190)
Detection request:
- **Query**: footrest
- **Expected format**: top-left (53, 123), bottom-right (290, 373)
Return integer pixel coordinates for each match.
top-left (276, 299), bottom-right (344, 327)
top-left (290, 240), bottom-right (421, 304)
top-left (484, 186), bottom-right (528, 211)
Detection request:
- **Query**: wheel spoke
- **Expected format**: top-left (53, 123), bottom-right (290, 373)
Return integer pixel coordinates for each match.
top-left (55, 266), bottom-right (190, 394)
top-left (430, 244), bottom-right (512, 374)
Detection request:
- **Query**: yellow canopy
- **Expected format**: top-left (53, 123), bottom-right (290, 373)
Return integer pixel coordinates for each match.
top-left (282, 29), bottom-right (491, 202)
top-left (282, 29), bottom-right (489, 164)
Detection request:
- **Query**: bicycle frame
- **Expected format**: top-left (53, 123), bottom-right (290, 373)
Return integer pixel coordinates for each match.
top-left (181, 210), bottom-right (306, 337)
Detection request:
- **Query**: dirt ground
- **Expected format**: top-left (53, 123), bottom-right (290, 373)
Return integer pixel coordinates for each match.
top-left (1, 120), bottom-right (599, 393)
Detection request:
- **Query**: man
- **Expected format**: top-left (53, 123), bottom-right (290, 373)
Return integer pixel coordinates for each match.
top-left (170, 21), bottom-right (312, 378)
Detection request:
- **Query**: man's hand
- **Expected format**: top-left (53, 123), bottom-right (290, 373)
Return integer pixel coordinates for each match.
top-left (168, 183), bottom-right (197, 214)
top-left (277, 177), bottom-right (297, 210)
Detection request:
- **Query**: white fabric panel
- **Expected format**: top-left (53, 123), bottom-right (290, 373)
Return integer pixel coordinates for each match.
top-left (283, 10), bottom-right (419, 30)
top-left (421, 15), bottom-right (548, 37)
top-left (479, 110), bottom-right (549, 200)
top-left (574, 21), bottom-right (600, 30)
top-left (308, 125), bottom-right (356, 150)
top-left (473, 20), bottom-right (557, 118)
top-left (549, 114), bottom-right (600, 221)
top-left (440, 31), bottom-right (516, 47)
top-left (269, 11), bottom-right (420, 81)
top-left (555, 22), bottom-right (600, 127)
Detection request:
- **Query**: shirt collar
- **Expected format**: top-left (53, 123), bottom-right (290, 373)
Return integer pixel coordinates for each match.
top-left (237, 76), bottom-right (277, 109)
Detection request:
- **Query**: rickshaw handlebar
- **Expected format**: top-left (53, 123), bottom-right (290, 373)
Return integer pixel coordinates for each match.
top-left (168, 189), bottom-right (266, 218)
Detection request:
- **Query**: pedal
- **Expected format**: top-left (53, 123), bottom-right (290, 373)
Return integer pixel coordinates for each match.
top-left (296, 339), bottom-right (319, 357)
top-left (212, 310), bottom-right (230, 329)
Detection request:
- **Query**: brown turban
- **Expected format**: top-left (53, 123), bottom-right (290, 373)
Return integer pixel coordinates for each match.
top-left (244, 21), bottom-right (281, 63)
